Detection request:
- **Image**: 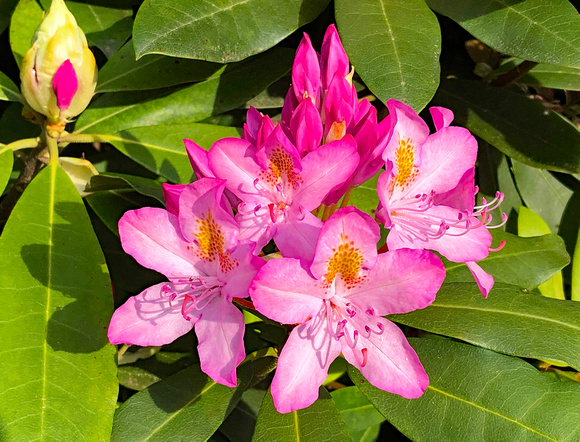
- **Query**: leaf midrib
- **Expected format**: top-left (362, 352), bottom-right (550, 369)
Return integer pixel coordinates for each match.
top-left (427, 384), bottom-right (558, 441)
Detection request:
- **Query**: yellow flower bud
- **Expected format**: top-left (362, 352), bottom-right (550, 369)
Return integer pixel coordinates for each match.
top-left (20, 0), bottom-right (97, 128)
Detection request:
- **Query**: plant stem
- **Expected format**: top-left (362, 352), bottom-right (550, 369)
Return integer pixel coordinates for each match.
top-left (0, 137), bottom-right (40, 155)
top-left (491, 60), bottom-right (539, 88)
top-left (59, 133), bottom-right (115, 144)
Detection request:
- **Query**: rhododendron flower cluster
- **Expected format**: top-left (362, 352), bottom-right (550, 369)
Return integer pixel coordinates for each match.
top-left (108, 24), bottom-right (505, 413)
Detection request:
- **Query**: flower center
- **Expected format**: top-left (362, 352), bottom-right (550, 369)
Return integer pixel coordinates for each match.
top-left (161, 276), bottom-right (225, 321)
top-left (325, 235), bottom-right (364, 287)
top-left (394, 137), bottom-right (418, 190)
top-left (192, 209), bottom-right (238, 273)
top-left (260, 147), bottom-right (302, 190)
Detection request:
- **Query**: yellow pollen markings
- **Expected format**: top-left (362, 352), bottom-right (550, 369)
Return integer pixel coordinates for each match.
top-left (325, 235), bottom-right (364, 286)
top-left (325, 120), bottom-right (346, 143)
top-left (394, 137), bottom-right (418, 189)
top-left (260, 146), bottom-right (302, 190)
top-left (192, 209), bottom-right (239, 272)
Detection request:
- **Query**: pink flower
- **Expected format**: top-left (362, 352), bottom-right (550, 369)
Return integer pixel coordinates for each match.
top-left (208, 124), bottom-right (359, 261)
top-left (250, 207), bottom-right (446, 413)
top-left (281, 25), bottom-right (388, 204)
top-left (376, 100), bottom-right (506, 297)
top-left (108, 178), bottom-right (264, 387)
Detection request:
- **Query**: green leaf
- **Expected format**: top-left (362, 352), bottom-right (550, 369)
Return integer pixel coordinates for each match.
top-left (432, 79), bottom-right (580, 174)
top-left (9, 0), bottom-right (43, 67)
top-left (0, 149), bottom-right (14, 195)
top-left (0, 0), bottom-right (18, 34)
top-left (573, 226), bottom-right (580, 302)
top-left (75, 47), bottom-right (294, 135)
top-left (85, 188), bottom-right (163, 235)
top-left (331, 386), bottom-right (385, 441)
top-left (348, 171), bottom-right (380, 216)
top-left (0, 102), bottom-right (41, 144)
top-left (87, 173), bottom-right (165, 204)
top-left (443, 229), bottom-right (570, 290)
top-left (520, 63), bottom-right (580, 91)
top-left (0, 71), bottom-right (21, 102)
top-left (512, 160), bottom-right (574, 233)
top-left (66, 1), bottom-right (133, 58)
top-left (426, 0), bottom-right (580, 68)
top-left (118, 366), bottom-right (162, 391)
top-left (0, 162), bottom-right (117, 440)
top-left (105, 123), bottom-right (240, 184)
top-left (111, 358), bottom-right (275, 441)
top-left (133, 0), bottom-right (330, 63)
top-left (252, 387), bottom-right (352, 442)
top-left (389, 283), bottom-right (580, 369)
top-left (219, 388), bottom-right (267, 442)
top-left (335, 0), bottom-right (440, 112)
top-left (96, 42), bottom-right (224, 93)
top-left (351, 337), bottom-right (580, 441)
top-left (518, 206), bottom-right (565, 300)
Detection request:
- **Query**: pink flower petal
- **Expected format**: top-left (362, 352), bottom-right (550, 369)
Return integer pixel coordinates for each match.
top-left (430, 106), bottom-right (454, 131)
top-left (292, 32), bottom-right (321, 106)
top-left (295, 136), bottom-right (359, 210)
top-left (52, 59), bottom-right (78, 111)
top-left (250, 258), bottom-right (326, 325)
top-left (118, 207), bottom-right (197, 279)
top-left (323, 74), bottom-right (355, 143)
top-left (320, 24), bottom-right (349, 91)
top-left (432, 167), bottom-right (476, 213)
top-left (310, 207), bottom-right (380, 281)
top-left (220, 243), bottom-right (265, 299)
top-left (273, 209), bottom-right (322, 263)
top-left (184, 138), bottom-right (213, 180)
top-left (270, 321), bottom-right (342, 413)
top-left (466, 261), bottom-right (494, 298)
top-left (236, 202), bottom-right (275, 253)
top-left (243, 107), bottom-right (262, 144)
top-left (162, 183), bottom-right (186, 216)
top-left (108, 283), bottom-right (193, 346)
top-left (178, 178), bottom-right (239, 252)
top-left (195, 295), bottom-right (246, 387)
top-left (347, 248), bottom-right (445, 315)
top-left (342, 317), bottom-right (428, 399)
top-left (289, 99), bottom-right (323, 156)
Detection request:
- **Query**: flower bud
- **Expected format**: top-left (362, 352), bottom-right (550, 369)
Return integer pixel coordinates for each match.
top-left (20, 0), bottom-right (97, 129)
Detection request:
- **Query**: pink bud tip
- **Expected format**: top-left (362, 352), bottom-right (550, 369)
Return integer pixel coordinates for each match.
top-left (52, 60), bottom-right (78, 111)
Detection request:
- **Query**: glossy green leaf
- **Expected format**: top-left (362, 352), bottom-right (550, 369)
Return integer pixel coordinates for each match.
top-left (87, 173), bottom-right (165, 204)
top-left (444, 229), bottom-right (569, 290)
top-left (433, 79), bottom-right (580, 174)
top-left (0, 71), bottom-right (20, 102)
top-left (348, 171), bottom-right (380, 216)
top-left (0, 162), bottom-right (117, 440)
top-left (75, 47), bottom-right (293, 135)
top-left (335, 0), bottom-right (440, 112)
top-left (219, 388), bottom-right (267, 442)
top-left (0, 102), bottom-right (41, 144)
top-left (252, 387), bottom-right (352, 442)
top-left (96, 42), bottom-right (224, 93)
top-left (118, 366), bottom-right (161, 392)
top-left (66, 2), bottom-right (133, 58)
top-left (105, 122), bottom-right (240, 184)
top-left (133, 0), bottom-right (330, 62)
top-left (0, 149), bottom-right (14, 195)
top-left (511, 160), bottom-right (574, 233)
top-left (9, 0), bottom-right (43, 67)
top-left (426, 0), bottom-right (580, 68)
top-left (351, 337), bottom-right (580, 441)
top-left (520, 63), bottom-right (580, 91)
top-left (86, 188), bottom-right (163, 235)
top-left (518, 206), bottom-right (565, 300)
top-left (0, 0), bottom-right (18, 34)
top-left (111, 358), bottom-right (275, 441)
top-left (331, 386), bottom-right (385, 441)
top-left (573, 226), bottom-right (580, 302)
top-left (389, 283), bottom-right (580, 369)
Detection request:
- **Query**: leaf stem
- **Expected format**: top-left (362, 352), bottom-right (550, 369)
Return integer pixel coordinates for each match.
top-left (0, 137), bottom-right (41, 155)
top-left (59, 133), bottom-right (114, 144)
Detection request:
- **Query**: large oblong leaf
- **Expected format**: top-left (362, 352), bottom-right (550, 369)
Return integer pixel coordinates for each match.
top-left (96, 42), bottom-right (224, 93)
top-left (389, 283), bottom-right (580, 370)
top-left (351, 337), bottom-right (580, 441)
top-left (107, 122), bottom-right (240, 184)
top-left (520, 63), bottom-right (580, 91)
top-left (0, 149), bottom-right (14, 194)
top-left (9, 0), bottom-right (43, 67)
top-left (134, 0), bottom-right (330, 63)
top-left (0, 162), bottom-right (117, 440)
top-left (252, 387), bottom-right (352, 441)
top-left (0, 71), bottom-right (20, 102)
top-left (335, 0), bottom-right (441, 111)
top-left (426, 0), bottom-right (580, 68)
top-left (433, 79), bottom-right (580, 174)
top-left (75, 47), bottom-right (294, 135)
top-left (111, 358), bottom-right (275, 441)
top-left (443, 229), bottom-right (570, 290)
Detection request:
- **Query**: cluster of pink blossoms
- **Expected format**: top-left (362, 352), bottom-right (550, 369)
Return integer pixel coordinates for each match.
top-left (108, 25), bottom-right (505, 413)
